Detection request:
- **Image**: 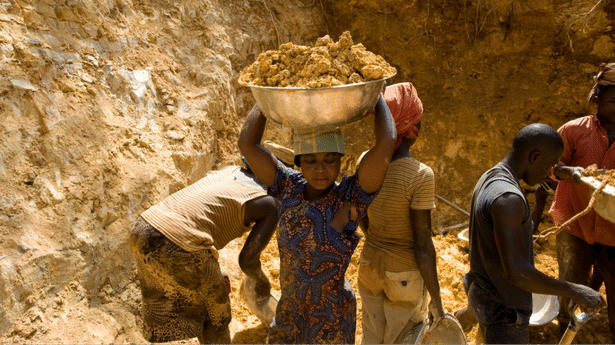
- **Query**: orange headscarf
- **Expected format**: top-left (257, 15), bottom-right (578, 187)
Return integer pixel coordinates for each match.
top-left (384, 82), bottom-right (424, 149)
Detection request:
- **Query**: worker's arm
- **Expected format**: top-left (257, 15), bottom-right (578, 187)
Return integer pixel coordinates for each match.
top-left (492, 193), bottom-right (606, 313)
top-left (238, 105), bottom-right (278, 188)
top-left (412, 208), bottom-right (444, 324)
top-left (356, 95), bottom-right (397, 194)
top-left (531, 184), bottom-right (548, 233)
top-left (531, 180), bottom-right (558, 233)
top-left (553, 164), bottom-right (584, 183)
top-left (238, 195), bottom-right (279, 298)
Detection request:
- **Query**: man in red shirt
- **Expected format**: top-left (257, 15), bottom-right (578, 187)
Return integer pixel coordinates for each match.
top-left (550, 62), bottom-right (615, 339)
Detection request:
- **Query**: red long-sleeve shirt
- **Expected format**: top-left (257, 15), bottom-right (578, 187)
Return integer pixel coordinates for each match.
top-left (549, 114), bottom-right (615, 246)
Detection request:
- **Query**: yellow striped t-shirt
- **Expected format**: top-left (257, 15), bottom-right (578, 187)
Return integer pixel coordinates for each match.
top-left (141, 166), bottom-right (268, 252)
top-left (364, 156), bottom-right (436, 269)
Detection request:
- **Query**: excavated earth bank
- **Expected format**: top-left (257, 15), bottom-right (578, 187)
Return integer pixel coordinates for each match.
top-left (0, 0), bottom-right (612, 343)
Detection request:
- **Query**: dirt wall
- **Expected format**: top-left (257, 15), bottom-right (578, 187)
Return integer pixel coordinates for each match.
top-left (325, 0), bottom-right (615, 228)
top-left (0, 0), bottom-right (323, 342)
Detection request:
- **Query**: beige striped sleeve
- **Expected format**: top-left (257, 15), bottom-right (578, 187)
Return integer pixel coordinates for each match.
top-left (408, 163), bottom-right (436, 210)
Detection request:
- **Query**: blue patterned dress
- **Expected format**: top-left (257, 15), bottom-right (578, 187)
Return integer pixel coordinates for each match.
top-left (266, 163), bottom-right (377, 344)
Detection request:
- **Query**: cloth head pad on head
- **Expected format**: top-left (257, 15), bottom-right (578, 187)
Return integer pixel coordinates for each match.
top-left (384, 82), bottom-right (424, 149)
top-left (293, 128), bottom-right (345, 167)
top-left (588, 62), bottom-right (615, 102)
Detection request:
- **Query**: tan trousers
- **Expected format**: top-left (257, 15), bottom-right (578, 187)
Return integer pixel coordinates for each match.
top-left (358, 244), bottom-right (429, 344)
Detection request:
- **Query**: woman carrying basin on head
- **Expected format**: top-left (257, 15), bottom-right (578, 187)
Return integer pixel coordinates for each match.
top-left (238, 93), bottom-right (396, 344)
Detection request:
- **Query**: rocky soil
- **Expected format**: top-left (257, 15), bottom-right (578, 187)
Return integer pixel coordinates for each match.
top-left (238, 31), bottom-right (396, 87)
top-left (0, 0), bottom-right (612, 343)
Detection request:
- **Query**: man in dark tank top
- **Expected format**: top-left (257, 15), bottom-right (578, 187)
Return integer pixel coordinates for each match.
top-left (457, 124), bottom-right (606, 344)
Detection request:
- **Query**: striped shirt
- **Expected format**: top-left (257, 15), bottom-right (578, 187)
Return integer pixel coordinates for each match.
top-left (364, 156), bottom-right (436, 269)
top-left (141, 166), bottom-right (268, 252)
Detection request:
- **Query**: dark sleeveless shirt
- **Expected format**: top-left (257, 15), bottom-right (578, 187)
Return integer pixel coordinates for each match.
top-left (468, 162), bottom-right (533, 311)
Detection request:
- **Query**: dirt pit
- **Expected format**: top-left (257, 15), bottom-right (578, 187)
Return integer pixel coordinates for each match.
top-left (0, 195), bottom-right (610, 344)
top-left (0, 0), bottom-right (612, 343)
top-left (167, 187), bottom-right (611, 344)
top-left (215, 208), bottom-right (611, 344)
top-left (238, 31), bottom-right (396, 88)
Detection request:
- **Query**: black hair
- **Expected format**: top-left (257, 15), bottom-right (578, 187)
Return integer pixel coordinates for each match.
top-left (512, 123), bottom-right (563, 156)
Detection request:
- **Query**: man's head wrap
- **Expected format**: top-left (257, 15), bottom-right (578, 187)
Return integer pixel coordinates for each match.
top-left (588, 62), bottom-right (615, 102)
top-left (384, 82), bottom-right (424, 149)
top-left (293, 128), bottom-right (345, 167)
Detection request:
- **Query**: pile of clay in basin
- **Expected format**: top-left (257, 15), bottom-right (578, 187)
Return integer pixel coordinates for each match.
top-left (238, 31), bottom-right (396, 88)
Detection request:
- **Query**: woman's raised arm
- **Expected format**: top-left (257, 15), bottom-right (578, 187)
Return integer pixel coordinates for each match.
top-left (357, 95), bottom-right (397, 194)
top-left (238, 105), bottom-right (279, 188)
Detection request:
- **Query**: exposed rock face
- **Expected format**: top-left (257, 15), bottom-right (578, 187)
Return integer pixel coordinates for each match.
top-left (0, 0), bottom-right (323, 343)
top-left (0, 0), bottom-right (613, 343)
top-left (324, 0), bottom-right (615, 228)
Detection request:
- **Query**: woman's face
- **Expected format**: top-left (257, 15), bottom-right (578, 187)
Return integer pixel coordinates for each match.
top-left (300, 152), bottom-right (342, 191)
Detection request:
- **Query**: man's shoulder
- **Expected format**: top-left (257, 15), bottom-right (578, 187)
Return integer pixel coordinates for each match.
top-left (559, 114), bottom-right (595, 131)
top-left (478, 164), bottom-right (511, 184)
top-left (198, 165), bottom-right (238, 182)
top-left (476, 166), bottom-right (524, 202)
top-left (491, 191), bottom-right (526, 209)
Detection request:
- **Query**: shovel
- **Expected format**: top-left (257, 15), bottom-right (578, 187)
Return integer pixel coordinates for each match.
top-left (239, 275), bottom-right (278, 326)
top-left (558, 301), bottom-right (597, 344)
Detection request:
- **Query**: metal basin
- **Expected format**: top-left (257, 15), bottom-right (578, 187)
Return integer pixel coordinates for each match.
top-left (247, 77), bottom-right (391, 129)
top-left (457, 228), bottom-right (469, 248)
top-left (239, 275), bottom-right (278, 326)
top-left (581, 175), bottom-right (615, 223)
top-left (402, 312), bottom-right (467, 344)
top-left (530, 293), bottom-right (559, 326)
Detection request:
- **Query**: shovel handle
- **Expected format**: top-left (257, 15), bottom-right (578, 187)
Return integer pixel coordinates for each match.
top-left (558, 328), bottom-right (577, 345)
top-left (558, 301), bottom-right (598, 344)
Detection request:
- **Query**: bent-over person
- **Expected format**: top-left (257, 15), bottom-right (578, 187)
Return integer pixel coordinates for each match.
top-left (129, 163), bottom-right (280, 343)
